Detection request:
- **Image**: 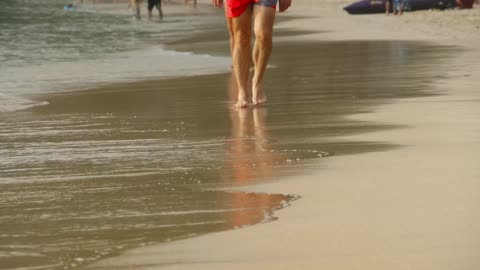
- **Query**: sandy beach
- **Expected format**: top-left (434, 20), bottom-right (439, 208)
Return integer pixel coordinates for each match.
top-left (83, 0), bottom-right (480, 270)
top-left (74, 1), bottom-right (480, 270)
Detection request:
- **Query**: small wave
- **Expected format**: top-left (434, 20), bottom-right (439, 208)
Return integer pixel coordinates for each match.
top-left (0, 47), bottom-right (230, 114)
top-left (0, 94), bottom-right (48, 113)
top-left (0, 2), bottom-right (230, 114)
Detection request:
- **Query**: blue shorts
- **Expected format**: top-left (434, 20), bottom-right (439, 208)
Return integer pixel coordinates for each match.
top-left (227, 0), bottom-right (277, 18)
top-left (256, 0), bottom-right (277, 8)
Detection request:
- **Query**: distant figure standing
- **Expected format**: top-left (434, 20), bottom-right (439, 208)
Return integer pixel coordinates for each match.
top-left (212, 0), bottom-right (292, 109)
top-left (386, 0), bottom-right (403, 14)
top-left (148, 0), bottom-right (163, 19)
top-left (385, 0), bottom-right (392, 14)
top-left (184, 0), bottom-right (197, 8)
top-left (394, 0), bottom-right (404, 14)
top-left (129, 0), bottom-right (142, 19)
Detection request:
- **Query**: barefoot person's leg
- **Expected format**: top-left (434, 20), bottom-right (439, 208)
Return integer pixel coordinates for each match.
top-left (135, 0), bottom-right (141, 19)
top-left (229, 5), bottom-right (253, 109)
top-left (157, 0), bottom-right (163, 19)
top-left (251, 2), bottom-right (275, 105)
top-left (224, 6), bottom-right (235, 62)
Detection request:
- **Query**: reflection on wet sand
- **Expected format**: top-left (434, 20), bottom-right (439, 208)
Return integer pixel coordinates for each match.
top-left (224, 108), bottom-right (287, 228)
top-left (221, 72), bottom-right (288, 228)
top-left (228, 108), bottom-right (278, 182)
top-left (225, 70), bottom-right (285, 183)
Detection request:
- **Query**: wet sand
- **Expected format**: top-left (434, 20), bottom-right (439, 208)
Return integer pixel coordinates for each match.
top-left (78, 1), bottom-right (480, 270)
top-left (4, 35), bottom-right (455, 270)
top-left (1, 0), bottom-right (475, 269)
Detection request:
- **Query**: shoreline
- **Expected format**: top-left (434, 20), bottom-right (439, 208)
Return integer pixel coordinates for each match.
top-left (83, 1), bottom-right (480, 270)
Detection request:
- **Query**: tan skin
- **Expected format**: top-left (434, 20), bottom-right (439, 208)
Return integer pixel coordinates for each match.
top-left (213, 0), bottom-right (292, 109)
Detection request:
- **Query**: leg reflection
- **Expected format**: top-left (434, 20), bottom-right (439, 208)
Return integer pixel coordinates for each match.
top-left (224, 103), bottom-right (284, 228)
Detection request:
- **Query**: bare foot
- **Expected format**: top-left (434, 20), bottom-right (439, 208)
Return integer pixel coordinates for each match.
top-left (253, 96), bottom-right (267, 105)
top-left (252, 86), bottom-right (267, 105)
top-left (233, 98), bottom-right (249, 109)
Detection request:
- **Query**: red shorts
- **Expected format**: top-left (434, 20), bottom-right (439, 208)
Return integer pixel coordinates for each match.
top-left (226, 0), bottom-right (277, 18)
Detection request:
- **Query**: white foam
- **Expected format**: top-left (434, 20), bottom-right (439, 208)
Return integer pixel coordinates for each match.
top-left (0, 94), bottom-right (48, 113)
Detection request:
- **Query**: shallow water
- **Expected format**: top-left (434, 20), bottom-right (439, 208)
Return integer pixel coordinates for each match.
top-left (0, 5), bottom-right (456, 269)
top-left (0, 0), bottom-right (230, 112)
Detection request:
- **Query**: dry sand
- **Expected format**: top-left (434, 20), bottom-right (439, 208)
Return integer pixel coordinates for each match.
top-left (86, 1), bottom-right (480, 269)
